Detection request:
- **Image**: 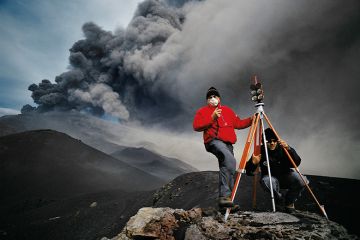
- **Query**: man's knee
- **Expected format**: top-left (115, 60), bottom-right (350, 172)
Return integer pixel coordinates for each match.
top-left (261, 176), bottom-right (270, 185)
top-left (291, 173), bottom-right (309, 189)
top-left (261, 176), bottom-right (277, 189)
top-left (212, 141), bottom-right (236, 169)
top-left (206, 143), bottom-right (225, 162)
top-left (223, 151), bottom-right (236, 168)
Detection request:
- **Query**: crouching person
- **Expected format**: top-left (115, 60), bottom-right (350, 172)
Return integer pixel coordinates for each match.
top-left (246, 128), bottom-right (309, 212)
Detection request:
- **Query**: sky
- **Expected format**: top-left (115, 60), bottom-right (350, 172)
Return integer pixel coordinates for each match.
top-left (0, 0), bottom-right (359, 179)
top-left (0, 0), bottom-right (142, 113)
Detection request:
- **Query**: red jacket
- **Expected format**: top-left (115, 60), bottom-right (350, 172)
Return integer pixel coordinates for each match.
top-left (193, 105), bottom-right (252, 144)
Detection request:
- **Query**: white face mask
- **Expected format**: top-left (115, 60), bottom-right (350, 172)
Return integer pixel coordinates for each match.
top-left (208, 97), bottom-right (219, 107)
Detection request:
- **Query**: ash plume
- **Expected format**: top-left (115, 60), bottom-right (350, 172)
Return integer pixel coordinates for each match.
top-left (24, 0), bottom-right (359, 127)
top-left (25, 0), bottom-right (186, 123)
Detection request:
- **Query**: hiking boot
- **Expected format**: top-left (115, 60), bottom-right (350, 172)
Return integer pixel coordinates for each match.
top-left (218, 204), bottom-right (240, 214)
top-left (275, 195), bottom-right (285, 207)
top-left (218, 196), bottom-right (234, 207)
top-left (230, 204), bottom-right (240, 212)
top-left (284, 203), bottom-right (296, 214)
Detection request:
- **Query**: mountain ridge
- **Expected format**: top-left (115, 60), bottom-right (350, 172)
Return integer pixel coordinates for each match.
top-left (0, 129), bottom-right (166, 203)
top-left (111, 147), bottom-right (197, 181)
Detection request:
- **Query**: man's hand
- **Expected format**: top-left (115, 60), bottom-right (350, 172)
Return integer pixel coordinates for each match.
top-left (251, 154), bottom-right (261, 165)
top-left (211, 107), bottom-right (222, 120)
top-left (278, 139), bottom-right (290, 150)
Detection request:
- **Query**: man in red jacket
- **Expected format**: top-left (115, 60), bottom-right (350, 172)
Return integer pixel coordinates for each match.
top-left (193, 87), bottom-right (253, 207)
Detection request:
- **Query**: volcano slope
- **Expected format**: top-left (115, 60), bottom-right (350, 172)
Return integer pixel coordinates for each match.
top-left (0, 129), bottom-right (168, 239)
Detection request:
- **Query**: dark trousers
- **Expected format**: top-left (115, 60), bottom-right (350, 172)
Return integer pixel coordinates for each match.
top-left (205, 139), bottom-right (236, 198)
top-left (261, 170), bottom-right (309, 205)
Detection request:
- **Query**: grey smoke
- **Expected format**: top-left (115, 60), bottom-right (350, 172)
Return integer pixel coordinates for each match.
top-left (23, 0), bottom-right (360, 178)
top-left (68, 83), bottom-right (129, 120)
top-left (24, 0), bottom-right (360, 125)
top-left (25, 0), bottom-right (186, 123)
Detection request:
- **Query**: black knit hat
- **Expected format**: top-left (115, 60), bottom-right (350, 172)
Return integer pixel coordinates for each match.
top-left (264, 128), bottom-right (278, 141)
top-left (206, 87), bottom-right (220, 99)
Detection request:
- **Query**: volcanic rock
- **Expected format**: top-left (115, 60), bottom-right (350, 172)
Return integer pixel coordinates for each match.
top-left (152, 171), bottom-right (360, 237)
top-left (109, 207), bottom-right (358, 240)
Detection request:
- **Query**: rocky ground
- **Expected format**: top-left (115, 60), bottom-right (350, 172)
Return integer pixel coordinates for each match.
top-left (151, 171), bottom-right (360, 237)
top-left (108, 207), bottom-right (358, 240)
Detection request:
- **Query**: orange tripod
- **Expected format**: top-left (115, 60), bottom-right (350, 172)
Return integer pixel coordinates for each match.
top-left (224, 78), bottom-right (328, 221)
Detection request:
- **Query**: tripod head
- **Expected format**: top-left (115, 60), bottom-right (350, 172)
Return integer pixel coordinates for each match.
top-left (250, 75), bottom-right (265, 113)
top-left (250, 75), bottom-right (264, 103)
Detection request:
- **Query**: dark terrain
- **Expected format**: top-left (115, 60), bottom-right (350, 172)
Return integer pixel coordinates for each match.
top-left (2, 190), bottom-right (154, 240)
top-left (0, 130), bottom-right (165, 200)
top-left (0, 129), bottom-right (187, 239)
top-left (0, 114), bottom-right (358, 239)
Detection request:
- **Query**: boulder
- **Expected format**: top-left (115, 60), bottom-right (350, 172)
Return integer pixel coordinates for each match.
top-left (110, 207), bottom-right (357, 240)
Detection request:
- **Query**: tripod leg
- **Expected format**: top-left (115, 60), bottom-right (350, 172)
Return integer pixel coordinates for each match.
top-left (224, 113), bottom-right (260, 221)
top-left (263, 113), bottom-right (328, 219)
top-left (252, 122), bottom-right (262, 209)
top-left (238, 113), bottom-right (261, 171)
top-left (259, 115), bottom-right (276, 212)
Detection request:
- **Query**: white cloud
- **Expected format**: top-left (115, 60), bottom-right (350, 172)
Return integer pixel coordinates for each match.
top-left (0, 107), bottom-right (21, 117)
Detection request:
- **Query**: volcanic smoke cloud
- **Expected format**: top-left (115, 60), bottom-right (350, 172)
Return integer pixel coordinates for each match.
top-left (24, 0), bottom-right (359, 128)
top-left (24, 0), bottom-right (188, 123)
top-left (23, 0), bottom-right (360, 179)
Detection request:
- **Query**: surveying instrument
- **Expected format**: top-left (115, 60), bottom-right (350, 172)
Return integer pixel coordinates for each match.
top-left (224, 75), bottom-right (328, 221)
